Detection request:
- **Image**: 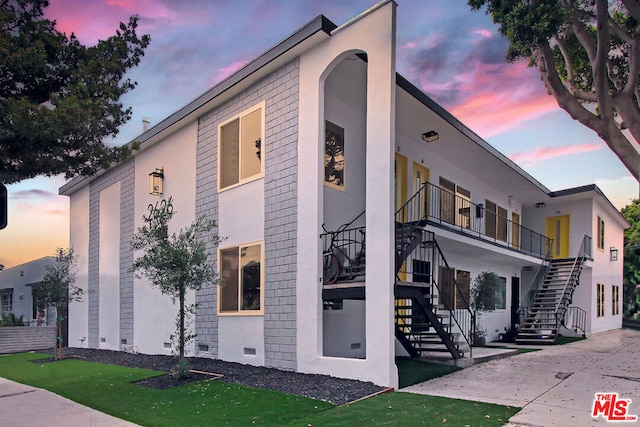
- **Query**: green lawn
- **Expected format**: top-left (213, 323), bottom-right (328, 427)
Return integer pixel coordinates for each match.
top-left (396, 357), bottom-right (460, 388)
top-left (0, 352), bottom-right (520, 427)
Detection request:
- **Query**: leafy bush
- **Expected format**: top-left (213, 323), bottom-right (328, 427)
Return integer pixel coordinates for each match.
top-left (0, 313), bottom-right (25, 326)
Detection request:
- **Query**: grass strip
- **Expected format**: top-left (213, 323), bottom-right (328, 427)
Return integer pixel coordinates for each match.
top-left (396, 357), bottom-right (460, 388)
top-left (289, 392), bottom-right (520, 426)
top-left (0, 352), bottom-right (332, 426)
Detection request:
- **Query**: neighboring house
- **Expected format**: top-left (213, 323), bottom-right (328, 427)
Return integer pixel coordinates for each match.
top-left (59, 1), bottom-right (627, 388)
top-left (0, 257), bottom-right (56, 326)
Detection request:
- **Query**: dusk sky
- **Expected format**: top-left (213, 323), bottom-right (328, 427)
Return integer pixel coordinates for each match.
top-left (1, 0), bottom-right (637, 268)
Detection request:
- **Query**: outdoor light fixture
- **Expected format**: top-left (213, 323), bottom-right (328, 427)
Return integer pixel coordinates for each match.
top-left (610, 247), bottom-right (618, 261)
top-left (535, 202), bottom-right (546, 208)
top-left (421, 130), bottom-right (439, 142)
top-left (149, 168), bottom-right (164, 195)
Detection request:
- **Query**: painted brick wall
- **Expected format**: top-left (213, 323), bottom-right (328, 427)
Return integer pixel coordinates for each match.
top-left (87, 160), bottom-right (135, 348)
top-left (263, 60), bottom-right (299, 369)
top-left (196, 59), bottom-right (299, 368)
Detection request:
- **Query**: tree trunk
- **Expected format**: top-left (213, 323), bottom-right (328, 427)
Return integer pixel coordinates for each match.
top-left (179, 287), bottom-right (185, 361)
top-left (56, 303), bottom-right (62, 360)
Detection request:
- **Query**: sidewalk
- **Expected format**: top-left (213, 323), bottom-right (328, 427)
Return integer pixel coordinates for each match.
top-left (0, 377), bottom-right (138, 427)
top-left (401, 328), bottom-right (640, 427)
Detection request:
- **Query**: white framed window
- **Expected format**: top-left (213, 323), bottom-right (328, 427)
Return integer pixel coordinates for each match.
top-left (218, 242), bottom-right (263, 314)
top-left (1, 290), bottom-right (13, 315)
top-left (218, 103), bottom-right (265, 191)
top-left (597, 216), bottom-right (605, 250)
top-left (597, 283), bottom-right (605, 317)
top-left (612, 284), bottom-right (619, 316)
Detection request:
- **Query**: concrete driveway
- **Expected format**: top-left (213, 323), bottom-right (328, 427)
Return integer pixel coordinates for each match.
top-left (401, 328), bottom-right (640, 426)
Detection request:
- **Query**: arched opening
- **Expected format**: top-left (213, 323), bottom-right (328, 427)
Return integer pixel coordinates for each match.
top-left (321, 52), bottom-right (368, 358)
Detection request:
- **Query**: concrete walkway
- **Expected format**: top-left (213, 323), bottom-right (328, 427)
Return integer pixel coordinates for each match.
top-left (401, 328), bottom-right (640, 427)
top-left (0, 377), bottom-right (138, 427)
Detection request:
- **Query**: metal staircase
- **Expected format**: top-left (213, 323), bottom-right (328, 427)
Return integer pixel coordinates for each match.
top-left (394, 221), bottom-right (473, 359)
top-left (516, 238), bottom-right (589, 344)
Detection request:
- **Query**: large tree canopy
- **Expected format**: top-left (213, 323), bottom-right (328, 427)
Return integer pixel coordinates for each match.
top-left (622, 199), bottom-right (640, 314)
top-left (0, 0), bottom-right (150, 184)
top-left (469, 0), bottom-right (640, 181)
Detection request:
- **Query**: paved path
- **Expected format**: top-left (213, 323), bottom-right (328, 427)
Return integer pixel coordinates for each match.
top-left (0, 377), bottom-right (138, 427)
top-left (401, 328), bottom-right (640, 426)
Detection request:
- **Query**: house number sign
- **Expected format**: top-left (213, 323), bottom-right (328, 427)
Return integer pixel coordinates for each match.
top-left (147, 196), bottom-right (173, 219)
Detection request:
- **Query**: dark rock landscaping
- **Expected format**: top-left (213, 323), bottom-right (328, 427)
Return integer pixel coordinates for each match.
top-left (39, 348), bottom-right (386, 405)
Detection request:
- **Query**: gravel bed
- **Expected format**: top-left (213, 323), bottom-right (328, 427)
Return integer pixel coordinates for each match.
top-left (40, 348), bottom-right (386, 405)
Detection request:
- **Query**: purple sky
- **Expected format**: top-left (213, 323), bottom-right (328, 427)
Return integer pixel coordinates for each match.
top-left (0, 0), bottom-right (636, 268)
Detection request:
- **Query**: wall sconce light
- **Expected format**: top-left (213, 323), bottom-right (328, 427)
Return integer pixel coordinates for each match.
top-left (421, 130), bottom-right (439, 143)
top-left (610, 247), bottom-right (618, 261)
top-left (535, 202), bottom-right (546, 208)
top-left (149, 168), bottom-right (164, 195)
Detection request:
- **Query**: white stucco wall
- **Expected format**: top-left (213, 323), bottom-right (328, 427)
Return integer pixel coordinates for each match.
top-left (68, 185), bottom-right (90, 347)
top-left (297, 1), bottom-right (398, 388)
top-left (133, 121), bottom-right (198, 355)
top-left (99, 182), bottom-right (121, 350)
top-left (590, 198), bottom-right (625, 333)
top-left (323, 300), bottom-right (366, 358)
top-left (218, 316), bottom-right (265, 366)
top-left (217, 178), bottom-right (265, 364)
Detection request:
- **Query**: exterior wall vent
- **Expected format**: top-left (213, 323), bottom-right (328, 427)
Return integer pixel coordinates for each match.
top-left (244, 347), bottom-right (257, 356)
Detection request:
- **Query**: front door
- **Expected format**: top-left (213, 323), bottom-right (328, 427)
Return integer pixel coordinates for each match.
top-left (511, 277), bottom-right (520, 328)
top-left (546, 215), bottom-right (570, 259)
top-left (395, 153), bottom-right (408, 222)
top-left (412, 162), bottom-right (430, 221)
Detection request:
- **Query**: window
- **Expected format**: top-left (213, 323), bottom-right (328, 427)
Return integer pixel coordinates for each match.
top-left (612, 285), bottom-right (619, 316)
top-left (495, 276), bottom-right (506, 310)
top-left (485, 200), bottom-right (508, 243)
top-left (455, 270), bottom-right (471, 309)
top-left (1, 290), bottom-right (12, 315)
top-left (325, 121), bottom-right (345, 189)
top-left (219, 243), bottom-right (262, 313)
top-left (219, 104), bottom-right (264, 190)
top-left (437, 267), bottom-right (471, 310)
top-left (439, 177), bottom-right (471, 229)
top-left (597, 283), bottom-right (605, 317)
top-left (597, 216), bottom-right (605, 250)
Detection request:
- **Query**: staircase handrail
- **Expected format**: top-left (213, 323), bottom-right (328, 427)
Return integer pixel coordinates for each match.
top-left (523, 260), bottom-right (549, 315)
top-left (414, 229), bottom-right (474, 352)
top-left (432, 237), bottom-right (475, 354)
top-left (395, 181), bottom-right (552, 259)
top-left (553, 234), bottom-right (590, 317)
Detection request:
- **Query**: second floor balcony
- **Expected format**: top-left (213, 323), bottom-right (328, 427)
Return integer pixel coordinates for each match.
top-left (396, 182), bottom-right (552, 259)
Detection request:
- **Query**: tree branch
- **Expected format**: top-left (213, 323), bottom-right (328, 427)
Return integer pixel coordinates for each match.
top-left (594, 0), bottom-right (614, 123)
top-left (562, 0), bottom-right (597, 64)
top-left (620, 0), bottom-right (640, 23)
top-left (608, 15), bottom-right (632, 43)
top-left (624, 33), bottom-right (640, 94)
top-left (537, 42), bottom-right (640, 180)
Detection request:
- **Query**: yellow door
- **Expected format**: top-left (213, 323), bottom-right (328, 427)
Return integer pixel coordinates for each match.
top-left (395, 153), bottom-right (408, 222)
top-left (511, 212), bottom-right (520, 249)
top-left (546, 215), bottom-right (570, 259)
top-left (412, 163), bottom-right (430, 221)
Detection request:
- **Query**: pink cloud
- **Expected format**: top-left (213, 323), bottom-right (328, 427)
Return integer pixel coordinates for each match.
top-left (45, 0), bottom-right (201, 45)
top-left (472, 28), bottom-right (492, 39)
top-left (446, 61), bottom-right (559, 137)
top-left (211, 60), bottom-right (250, 86)
top-left (508, 143), bottom-right (604, 167)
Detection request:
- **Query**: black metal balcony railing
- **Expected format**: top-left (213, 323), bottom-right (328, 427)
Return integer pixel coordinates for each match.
top-left (396, 182), bottom-right (552, 259)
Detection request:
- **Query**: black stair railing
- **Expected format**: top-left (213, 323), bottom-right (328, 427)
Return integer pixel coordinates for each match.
top-left (562, 306), bottom-right (587, 336)
top-left (395, 225), bottom-right (474, 356)
top-left (396, 182), bottom-right (552, 259)
top-left (553, 234), bottom-right (591, 321)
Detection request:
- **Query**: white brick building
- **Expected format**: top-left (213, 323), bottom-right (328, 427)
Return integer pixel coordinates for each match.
top-left (60, 1), bottom-right (627, 388)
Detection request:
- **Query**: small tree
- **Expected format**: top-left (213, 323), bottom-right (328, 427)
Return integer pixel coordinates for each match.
top-left (470, 271), bottom-right (503, 345)
top-left (34, 247), bottom-right (82, 360)
top-left (130, 197), bottom-right (219, 377)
